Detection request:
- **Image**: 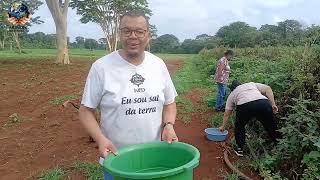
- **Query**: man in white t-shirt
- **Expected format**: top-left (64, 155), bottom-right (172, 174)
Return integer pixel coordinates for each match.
top-left (219, 80), bottom-right (281, 157)
top-left (79, 11), bottom-right (178, 163)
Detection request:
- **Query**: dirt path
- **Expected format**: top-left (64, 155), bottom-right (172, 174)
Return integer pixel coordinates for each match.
top-left (175, 89), bottom-right (227, 180)
top-left (0, 58), bottom-right (254, 180)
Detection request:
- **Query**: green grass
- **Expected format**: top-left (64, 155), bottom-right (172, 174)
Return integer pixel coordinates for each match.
top-left (73, 162), bottom-right (103, 180)
top-left (0, 48), bottom-right (193, 61)
top-left (38, 167), bottom-right (65, 180)
top-left (209, 114), bottom-right (223, 127)
top-left (48, 94), bottom-right (79, 106)
top-left (224, 173), bottom-right (240, 180)
top-left (173, 55), bottom-right (212, 94)
top-left (0, 48), bottom-right (107, 60)
top-left (170, 55), bottom-right (215, 124)
top-left (176, 96), bottom-right (194, 124)
top-left (155, 54), bottom-right (193, 61)
top-left (2, 113), bottom-right (23, 128)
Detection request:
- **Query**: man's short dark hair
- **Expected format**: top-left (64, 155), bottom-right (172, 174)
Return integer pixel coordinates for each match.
top-left (230, 80), bottom-right (241, 91)
top-left (224, 50), bottom-right (234, 56)
top-left (120, 10), bottom-right (150, 30)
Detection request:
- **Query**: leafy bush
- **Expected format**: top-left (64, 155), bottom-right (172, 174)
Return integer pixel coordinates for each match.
top-left (198, 45), bottom-right (320, 179)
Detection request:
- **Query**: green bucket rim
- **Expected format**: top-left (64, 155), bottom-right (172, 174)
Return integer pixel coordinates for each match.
top-left (103, 141), bottom-right (200, 179)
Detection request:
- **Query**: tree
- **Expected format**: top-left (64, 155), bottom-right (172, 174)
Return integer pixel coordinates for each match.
top-left (195, 34), bottom-right (213, 41)
top-left (257, 24), bottom-right (281, 46)
top-left (151, 34), bottom-right (180, 53)
top-left (180, 39), bottom-right (203, 54)
top-left (84, 38), bottom-right (99, 50)
top-left (0, 12), bottom-right (9, 49)
top-left (98, 38), bottom-right (107, 49)
top-left (149, 24), bottom-right (158, 39)
top-left (70, 0), bottom-right (151, 52)
top-left (277, 19), bottom-right (303, 46)
top-left (304, 24), bottom-right (320, 45)
top-left (216, 21), bottom-right (257, 48)
top-left (75, 36), bottom-right (85, 48)
top-left (45, 0), bottom-right (70, 64)
top-left (147, 24), bottom-right (157, 51)
top-left (20, 32), bottom-right (56, 49)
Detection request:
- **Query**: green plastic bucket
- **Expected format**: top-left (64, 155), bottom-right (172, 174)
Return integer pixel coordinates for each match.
top-left (103, 141), bottom-right (200, 180)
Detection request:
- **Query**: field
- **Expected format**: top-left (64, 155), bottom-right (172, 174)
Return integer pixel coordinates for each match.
top-left (0, 49), bottom-right (252, 180)
top-left (1, 47), bottom-right (319, 180)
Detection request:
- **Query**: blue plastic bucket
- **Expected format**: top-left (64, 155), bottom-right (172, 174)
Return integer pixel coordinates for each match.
top-left (204, 128), bottom-right (228, 141)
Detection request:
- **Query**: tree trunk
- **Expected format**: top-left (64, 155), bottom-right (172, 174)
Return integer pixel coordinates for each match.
top-left (106, 35), bottom-right (112, 52)
top-left (102, 17), bottom-right (119, 52)
top-left (0, 40), bottom-right (4, 49)
top-left (56, 20), bottom-right (69, 64)
top-left (0, 31), bottom-right (7, 49)
top-left (147, 42), bottom-right (151, 52)
top-left (45, 0), bottom-right (70, 64)
top-left (12, 32), bottom-right (22, 53)
top-left (104, 34), bottom-right (117, 52)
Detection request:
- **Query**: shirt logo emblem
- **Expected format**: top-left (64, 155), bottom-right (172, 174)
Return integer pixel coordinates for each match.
top-left (130, 73), bottom-right (145, 87)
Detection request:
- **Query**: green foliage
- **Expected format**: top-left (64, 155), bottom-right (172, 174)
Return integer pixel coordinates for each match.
top-left (49, 95), bottom-right (79, 106)
top-left (274, 98), bottom-right (320, 178)
top-left (176, 96), bottom-right (193, 124)
top-left (84, 38), bottom-right (99, 50)
top-left (3, 112), bottom-right (23, 127)
top-left (73, 162), bottom-right (103, 180)
top-left (172, 55), bottom-right (211, 94)
top-left (70, 0), bottom-right (152, 51)
top-left (38, 167), bottom-right (65, 180)
top-left (209, 114), bottom-right (223, 127)
top-left (151, 34), bottom-right (180, 53)
top-left (70, 0), bottom-right (151, 24)
top-left (224, 173), bottom-right (239, 180)
top-left (20, 32), bottom-right (56, 49)
top-left (216, 21), bottom-right (258, 48)
top-left (151, 19), bottom-right (319, 54)
top-left (199, 45), bottom-right (320, 179)
top-left (0, 48), bottom-right (107, 60)
top-left (302, 151), bottom-right (320, 180)
top-left (8, 113), bottom-right (22, 123)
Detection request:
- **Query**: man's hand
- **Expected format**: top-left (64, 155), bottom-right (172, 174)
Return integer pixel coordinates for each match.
top-left (97, 136), bottom-right (118, 158)
top-left (218, 125), bottom-right (225, 132)
top-left (162, 124), bottom-right (178, 143)
top-left (272, 105), bottom-right (278, 114)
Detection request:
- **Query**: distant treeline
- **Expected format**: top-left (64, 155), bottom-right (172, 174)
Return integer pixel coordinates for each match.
top-left (2, 19), bottom-right (319, 54)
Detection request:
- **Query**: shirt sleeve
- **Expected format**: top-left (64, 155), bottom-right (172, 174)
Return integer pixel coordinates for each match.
top-left (225, 92), bottom-right (235, 111)
top-left (254, 83), bottom-right (268, 94)
top-left (81, 65), bottom-right (104, 109)
top-left (161, 62), bottom-right (178, 105)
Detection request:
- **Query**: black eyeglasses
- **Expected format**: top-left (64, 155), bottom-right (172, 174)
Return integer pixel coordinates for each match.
top-left (120, 28), bottom-right (148, 38)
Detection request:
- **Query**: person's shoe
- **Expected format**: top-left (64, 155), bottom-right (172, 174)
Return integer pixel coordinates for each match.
top-left (215, 108), bottom-right (225, 112)
top-left (234, 147), bottom-right (244, 157)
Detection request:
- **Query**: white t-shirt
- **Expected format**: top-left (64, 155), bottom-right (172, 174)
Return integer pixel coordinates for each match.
top-left (81, 51), bottom-right (178, 148)
top-left (225, 82), bottom-right (268, 110)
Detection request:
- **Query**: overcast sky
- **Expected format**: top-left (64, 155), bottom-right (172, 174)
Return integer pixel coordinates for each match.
top-left (28, 0), bottom-right (320, 42)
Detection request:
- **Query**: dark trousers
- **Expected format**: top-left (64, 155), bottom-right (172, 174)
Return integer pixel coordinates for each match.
top-left (235, 99), bottom-right (281, 149)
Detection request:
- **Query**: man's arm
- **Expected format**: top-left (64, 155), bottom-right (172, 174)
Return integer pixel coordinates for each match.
top-left (264, 86), bottom-right (278, 113)
top-left (256, 83), bottom-right (278, 113)
top-left (219, 110), bottom-right (233, 131)
top-left (79, 105), bottom-right (117, 157)
top-left (163, 102), bottom-right (176, 124)
top-left (162, 102), bottom-right (178, 143)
